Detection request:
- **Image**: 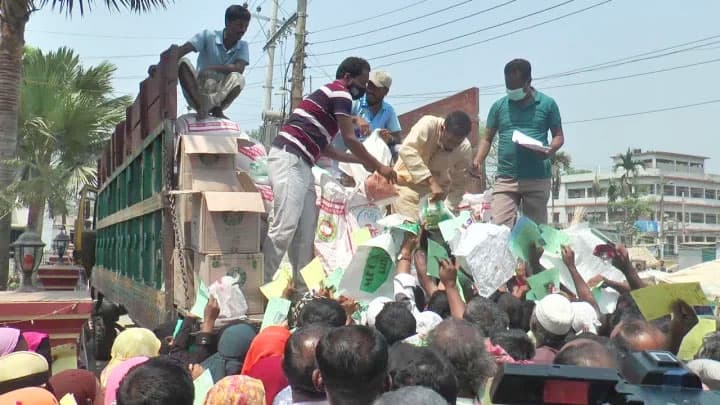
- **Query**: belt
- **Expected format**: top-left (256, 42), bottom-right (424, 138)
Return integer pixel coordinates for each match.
top-left (272, 136), bottom-right (314, 167)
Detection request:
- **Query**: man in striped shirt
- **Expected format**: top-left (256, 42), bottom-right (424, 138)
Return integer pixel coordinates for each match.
top-left (263, 57), bottom-right (397, 285)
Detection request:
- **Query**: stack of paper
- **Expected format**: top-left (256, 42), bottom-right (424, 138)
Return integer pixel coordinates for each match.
top-left (512, 130), bottom-right (551, 153)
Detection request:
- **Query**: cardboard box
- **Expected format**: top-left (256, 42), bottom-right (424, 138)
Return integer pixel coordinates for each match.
top-left (190, 187), bottom-right (265, 254)
top-left (195, 252), bottom-right (265, 315)
top-left (177, 134), bottom-right (250, 191)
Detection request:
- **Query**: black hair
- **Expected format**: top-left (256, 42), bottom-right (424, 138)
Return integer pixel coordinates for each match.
top-left (609, 317), bottom-right (665, 362)
top-left (316, 325), bottom-right (389, 404)
top-left (490, 328), bottom-right (536, 361)
top-left (335, 57), bottom-right (371, 80)
top-left (608, 293), bottom-right (643, 334)
top-left (504, 58), bottom-right (532, 82)
top-left (444, 111), bottom-right (472, 137)
top-left (554, 339), bottom-right (618, 369)
top-left (388, 343), bottom-right (458, 404)
top-left (116, 357), bottom-right (193, 405)
top-left (226, 4), bottom-right (251, 23)
top-left (497, 293), bottom-right (535, 332)
top-left (375, 386), bottom-right (449, 405)
top-left (697, 332), bottom-right (720, 361)
top-left (375, 302), bottom-right (417, 346)
top-left (464, 296), bottom-right (509, 337)
top-left (530, 314), bottom-right (569, 351)
top-left (297, 298), bottom-right (347, 328)
top-left (282, 324), bottom-right (329, 399)
top-left (427, 290), bottom-right (451, 319)
top-left (428, 319), bottom-right (496, 399)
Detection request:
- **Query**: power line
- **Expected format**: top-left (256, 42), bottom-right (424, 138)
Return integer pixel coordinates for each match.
top-left (310, 0), bottom-right (431, 34)
top-left (375, 0), bottom-right (612, 68)
top-left (313, 0), bottom-right (519, 56)
top-left (312, 0), bottom-right (476, 45)
top-left (564, 98), bottom-right (720, 124)
top-left (27, 30), bottom-right (265, 45)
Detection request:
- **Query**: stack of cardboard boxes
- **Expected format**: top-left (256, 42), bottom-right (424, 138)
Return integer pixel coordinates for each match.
top-left (174, 134), bottom-right (266, 315)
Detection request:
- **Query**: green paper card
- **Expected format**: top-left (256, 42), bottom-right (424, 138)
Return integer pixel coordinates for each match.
top-left (510, 216), bottom-right (542, 261)
top-left (427, 239), bottom-right (449, 278)
top-left (360, 248), bottom-right (393, 293)
top-left (527, 268), bottom-right (560, 301)
top-left (539, 224), bottom-right (571, 255)
top-left (326, 267), bottom-right (346, 292)
top-left (261, 298), bottom-right (292, 330)
top-left (392, 223), bottom-right (420, 235)
top-left (190, 280), bottom-right (209, 319)
top-left (193, 369), bottom-right (215, 405)
top-left (631, 282), bottom-right (710, 321)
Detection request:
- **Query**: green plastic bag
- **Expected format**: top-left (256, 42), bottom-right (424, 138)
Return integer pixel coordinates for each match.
top-left (419, 195), bottom-right (454, 230)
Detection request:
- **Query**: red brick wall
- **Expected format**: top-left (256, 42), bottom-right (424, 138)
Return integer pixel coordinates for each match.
top-left (397, 87), bottom-right (480, 146)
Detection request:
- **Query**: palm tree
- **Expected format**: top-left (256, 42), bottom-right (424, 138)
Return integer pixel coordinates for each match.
top-left (550, 151), bottom-right (572, 225)
top-left (613, 148), bottom-right (645, 197)
top-left (0, 0), bottom-right (170, 289)
top-left (8, 47), bottom-right (131, 234)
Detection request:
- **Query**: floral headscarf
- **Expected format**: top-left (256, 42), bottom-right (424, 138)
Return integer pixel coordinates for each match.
top-left (203, 375), bottom-right (266, 405)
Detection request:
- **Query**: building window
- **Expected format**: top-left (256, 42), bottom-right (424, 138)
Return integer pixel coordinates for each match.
top-left (676, 186), bottom-right (689, 197)
top-left (553, 213), bottom-right (560, 224)
top-left (691, 188), bottom-right (704, 199)
top-left (677, 161), bottom-right (689, 169)
top-left (706, 189), bottom-right (717, 200)
top-left (677, 212), bottom-right (685, 222)
top-left (691, 236), bottom-right (705, 242)
top-left (567, 213), bottom-right (574, 223)
top-left (690, 162), bottom-right (703, 169)
top-left (568, 188), bottom-right (586, 199)
top-left (664, 185), bottom-right (675, 196)
top-left (657, 158), bottom-right (674, 165)
top-left (636, 184), bottom-right (652, 195)
top-left (690, 213), bottom-right (704, 224)
top-left (643, 159), bottom-right (653, 168)
top-left (707, 214), bottom-right (717, 224)
top-left (708, 237), bottom-right (717, 243)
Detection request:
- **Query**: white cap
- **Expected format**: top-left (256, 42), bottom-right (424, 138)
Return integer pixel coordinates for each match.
top-left (571, 301), bottom-right (600, 335)
top-left (534, 294), bottom-right (574, 336)
top-left (369, 70), bottom-right (392, 89)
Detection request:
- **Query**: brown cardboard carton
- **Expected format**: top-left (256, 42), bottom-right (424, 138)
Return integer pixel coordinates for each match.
top-left (190, 185), bottom-right (265, 253)
top-left (194, 252), bottom-right (265, 315)
top-left (177, 134), bottom-right (248, 191)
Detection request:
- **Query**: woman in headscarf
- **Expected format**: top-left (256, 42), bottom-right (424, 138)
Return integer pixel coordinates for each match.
top-left (0, 387), bottom-right (58, 405)
top-left (99, 328), bottom-right (160, 387)
top-left (48, 369), bottom-right (103, 405)
top-left (103, 356), bottom-right (149, 405)
top-left (0, 328), bottom-right (52, 368)
top-left (200, 323), bottom-right (256, 383)
top-left (240, 326), bottom-right (290, 405)
top-left (0, 328), bottom-right (20, 357)
top-left (0, 351), bottom-right (50, 394)
top-left (204, 375), bottom-right (265, 405)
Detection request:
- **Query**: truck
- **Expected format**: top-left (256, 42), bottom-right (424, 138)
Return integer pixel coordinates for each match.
top-left (78, 47), bottom-right (190, 367)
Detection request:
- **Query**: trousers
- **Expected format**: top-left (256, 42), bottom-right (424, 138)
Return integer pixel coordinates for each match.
top-left (492, 177), bottom-right (551, 227)
top-left (262, 146), bottom-right (317, 286)
top-left (178, 58), bottom-right (245, 115)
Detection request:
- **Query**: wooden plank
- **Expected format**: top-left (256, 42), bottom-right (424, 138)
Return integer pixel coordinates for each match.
top-left (91, 266), bottom-right (172, 329)
top-left (99, 122), bottom-right (168, 193)
top-left (97, 193), bottom-right (164, 230)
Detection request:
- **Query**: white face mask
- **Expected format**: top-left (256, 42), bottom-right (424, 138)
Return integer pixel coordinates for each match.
top-left (506, 86), bottom-right (526, 101)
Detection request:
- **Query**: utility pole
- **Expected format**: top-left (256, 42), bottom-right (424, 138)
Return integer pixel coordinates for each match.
top-left (263, 0), bottom-right (279, 113)
top-left (659, 176), bottom-right (665, 259)
top-left (291, 0), bottom-right (308, 110)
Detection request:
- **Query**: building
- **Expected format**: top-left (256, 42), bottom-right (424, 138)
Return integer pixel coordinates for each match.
top-left (551, 150), bottom-right (720, 256)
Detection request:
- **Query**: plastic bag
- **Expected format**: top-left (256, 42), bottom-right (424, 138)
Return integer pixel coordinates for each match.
top-left (209, 276), bottom-right (249, 320)
top-left (338, 130), bottom-right (393, 185)
top-left (314, 175), bottom-right (360, 273)
top-left (249, 157), bottom-right (269, 185)
top-left (419, 195), bottom-right (454, 230)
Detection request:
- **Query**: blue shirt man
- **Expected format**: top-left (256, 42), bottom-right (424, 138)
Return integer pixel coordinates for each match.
top-left (176, 5), bottom-right (251, 120)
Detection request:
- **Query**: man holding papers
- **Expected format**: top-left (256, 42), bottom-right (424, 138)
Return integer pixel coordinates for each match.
top-left (473, 58), bottom-right (565, 226)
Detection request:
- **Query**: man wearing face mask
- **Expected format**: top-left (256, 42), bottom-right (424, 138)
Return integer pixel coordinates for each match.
top-left (392, 111), bottom-right (473, 220)
top-left (263, 57), bottom-right (397, 285)
top-left (472, 58), bottom-right (564, 226)
top-left (175, 5), bottom-right (251, 120)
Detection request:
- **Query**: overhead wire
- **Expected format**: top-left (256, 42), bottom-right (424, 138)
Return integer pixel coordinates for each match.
top-left (564, 98), bottom-right (720, 124)
top-left (311, 0), bottom-right (477, 45)
top-left (309, 0), bottom-right (431, 34)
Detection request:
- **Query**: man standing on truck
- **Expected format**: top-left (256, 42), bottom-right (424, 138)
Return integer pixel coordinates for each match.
top-left (262, 57), bottom-right (397, 286)
top-left (391, 111), bottom-right (473, 220)
top-left (176, 5), bottom-right (250, 120)
top-left (472, 59), bottom-right (565, 227)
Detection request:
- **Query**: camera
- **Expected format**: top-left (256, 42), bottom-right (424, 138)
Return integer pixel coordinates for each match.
top-left (490, 351), bottom-right (720, 404)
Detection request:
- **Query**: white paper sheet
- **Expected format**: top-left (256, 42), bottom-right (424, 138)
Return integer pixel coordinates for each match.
top-left (512, 130), bottom-right (551, 153)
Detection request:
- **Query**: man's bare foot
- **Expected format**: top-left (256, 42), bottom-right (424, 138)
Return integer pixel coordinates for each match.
top-left (209, 107), bottom-right (229, 119)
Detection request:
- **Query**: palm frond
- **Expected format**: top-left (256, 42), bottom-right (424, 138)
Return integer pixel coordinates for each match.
top-left (37, 0), bottom-right (172, 16)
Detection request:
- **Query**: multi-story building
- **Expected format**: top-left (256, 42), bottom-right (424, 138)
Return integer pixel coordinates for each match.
top-left (550, 150), bottom-right (720, 256)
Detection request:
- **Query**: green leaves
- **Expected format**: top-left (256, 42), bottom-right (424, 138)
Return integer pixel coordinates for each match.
top-left (36, 0), bottom-right (172, 16)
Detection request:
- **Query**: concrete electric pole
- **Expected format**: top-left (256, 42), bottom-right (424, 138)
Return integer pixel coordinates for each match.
top-left (291, 0), bottom-right (307, 110)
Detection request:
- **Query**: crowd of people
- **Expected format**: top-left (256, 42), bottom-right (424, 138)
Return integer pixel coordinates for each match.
top-left (2, 231), bottom-right (720, 404)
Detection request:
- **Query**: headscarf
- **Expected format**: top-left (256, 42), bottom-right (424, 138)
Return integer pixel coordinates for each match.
top-left (49, 370), bottom-right (101, 405)
top-left (22, 331), bottom-right (48, 352)
top-left (201, 323), bottom-right (256, 382)
top-left (240, 326), bottom-right (290, 375)
top-left (570, 302), bottom-right (600, 335)
top-left (0, 351), bottom-right (50, 394)
top-left (100, 328), bottom-right (160, 386)
top-left (0, 387), bottom-right (59, 405)
top-left (244, 356), bottom-right (288, 405)
top-left (103, 356), bottom-right (149, 405)
top-left (203, 375), bottom-right (266, 405)
top-left (0, 328), bottom-right (20, 356)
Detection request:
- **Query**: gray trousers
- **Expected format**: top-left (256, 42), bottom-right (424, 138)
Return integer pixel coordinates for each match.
top-left (178, 58), bottom-right (245, 115)
top-left (262, 146), bottom-right (317, 286)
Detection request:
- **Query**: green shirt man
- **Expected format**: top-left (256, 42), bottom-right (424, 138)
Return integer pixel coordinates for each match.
top-left (473, 59), bottom-right (565, 226)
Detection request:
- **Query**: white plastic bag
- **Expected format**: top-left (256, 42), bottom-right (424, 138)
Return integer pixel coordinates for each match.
top-left (314, 175), bottom-right (360, 273)
top-left (209, 275), bottom-right (249, 320)
top-left (338, 130), bottom-right (392, 185)
top-left (453, 223), bottom-right (517, 297)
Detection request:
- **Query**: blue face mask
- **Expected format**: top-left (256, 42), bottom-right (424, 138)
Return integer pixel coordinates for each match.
top-left (506, 87), bottom-right (526, 101)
